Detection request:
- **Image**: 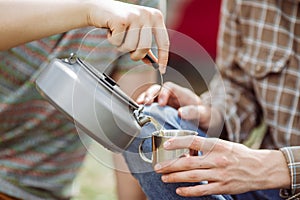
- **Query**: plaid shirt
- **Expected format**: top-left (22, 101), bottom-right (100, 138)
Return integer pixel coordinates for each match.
top-left (206, 0), bottom-right (300, 198)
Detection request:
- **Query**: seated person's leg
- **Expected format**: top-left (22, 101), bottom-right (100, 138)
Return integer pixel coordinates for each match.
top-left (233, 189), bottom-right (283, 200)
top-left (123, 103), bottom-right (232, 200)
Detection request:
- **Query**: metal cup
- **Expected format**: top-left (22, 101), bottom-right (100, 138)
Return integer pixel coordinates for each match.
top-left (139, 130), bottom-right (198, 167)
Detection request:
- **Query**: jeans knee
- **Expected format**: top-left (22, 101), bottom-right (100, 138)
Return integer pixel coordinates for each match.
top-left (143, 103), bottom-right (181, 130)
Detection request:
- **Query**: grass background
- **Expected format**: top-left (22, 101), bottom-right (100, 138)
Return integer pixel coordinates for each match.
top-left (71, 142), bottom-right (118, 200)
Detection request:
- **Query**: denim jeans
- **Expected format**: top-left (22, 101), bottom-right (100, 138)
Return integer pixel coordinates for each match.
top-left (123, 103), bottom-right (283, 200)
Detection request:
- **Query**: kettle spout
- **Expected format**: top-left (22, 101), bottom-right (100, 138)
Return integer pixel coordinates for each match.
top-left (137, 115), bottom-right (151, 126)
top-left (133, 107), bottom-right (151, 127)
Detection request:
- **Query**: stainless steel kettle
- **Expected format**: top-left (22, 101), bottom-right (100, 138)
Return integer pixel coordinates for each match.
top-left (35, 53), bottom-right (151, 153)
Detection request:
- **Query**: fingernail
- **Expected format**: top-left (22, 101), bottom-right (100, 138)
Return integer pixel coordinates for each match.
top-left (136, 97), bottom-right (142, 103)
top-left (161, 175), bottom-right (168, 182)
top-left (158, 98), bottom-right (164, 105)
top-left (154, 164), bottom-right (161, 171)
top-left (176, 188), bottom-right (183, 195)
top-left (179, 108), bottom-right (187, 118)
top-left (163, 141), bottom-right (170, 148)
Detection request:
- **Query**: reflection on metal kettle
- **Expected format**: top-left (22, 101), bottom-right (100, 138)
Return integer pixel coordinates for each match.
top-left (35, 53), bottom-right (152, 153)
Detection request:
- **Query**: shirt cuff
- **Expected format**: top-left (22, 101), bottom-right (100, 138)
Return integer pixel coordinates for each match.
top-left (280, 147), bottom-right (300, 198)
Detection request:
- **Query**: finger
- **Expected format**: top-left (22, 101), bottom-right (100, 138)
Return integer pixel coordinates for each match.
top-left (130, 26), bottom-right (152, 61)
top-left (154, 156), bottom-right (216, 173)
top-left (161, 169), bottom-right (220, 183)
top-left (138, 84), bottom-right (161, 105)
top-left (136, 92), bottom-right (146, 104)
top-left (178, 105), bottom-right (210, 124)
top-left (176, 182), bottom-right (222, 197)
top-left (156, 84), bottom-right (172, 106)
top-left (157, 81), bottom-right (184, 107)
top-left (178, 105), bottom-right (201, 120)
top-left (160, 82), bottom-right (187, 107)
top-left (163, 135), bottom-right (220, 153)
top-left (142, 50), bottom-right (159, 71)
top-left (117, 26), bottom-right (140, 53)
top-left (107, 23), bottom-right (128, 47)
top-left (152, 19), bottom-right (169, 74)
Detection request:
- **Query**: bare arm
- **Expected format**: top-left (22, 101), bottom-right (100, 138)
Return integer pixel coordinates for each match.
top-left (0, 0), bottom-right (89, 50)
top-left (0, 0), bottom-right (169, 72)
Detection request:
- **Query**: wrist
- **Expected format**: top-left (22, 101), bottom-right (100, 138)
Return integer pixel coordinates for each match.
top-left (82, 0), bottom-right (99, 27)
top-left (251, 149), bottom-right (290, 190)
top-left (84, 0), bottom-right (116, 28)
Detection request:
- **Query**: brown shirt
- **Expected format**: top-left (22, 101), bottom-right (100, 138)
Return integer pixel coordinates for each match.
top-left (204, 0), bottom-right (300, 198)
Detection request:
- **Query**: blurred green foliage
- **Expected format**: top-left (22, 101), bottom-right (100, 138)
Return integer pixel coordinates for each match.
top-left (71, 144), bottom-right (118, 200)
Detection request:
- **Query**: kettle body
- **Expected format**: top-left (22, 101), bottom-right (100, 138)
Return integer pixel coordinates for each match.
top-left (35, 54), bottom-right (150, 153)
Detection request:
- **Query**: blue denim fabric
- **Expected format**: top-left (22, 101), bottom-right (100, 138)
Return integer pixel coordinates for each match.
top-left (233, 189), bottom-right (283, 200)
top-left (123, 104), bottom-right (283, 200)
top-left (123, 104), bottom-right (232, 200)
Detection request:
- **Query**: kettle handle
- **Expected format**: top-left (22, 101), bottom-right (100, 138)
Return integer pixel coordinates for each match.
top-left (138, 136), bottom-right (152, 164)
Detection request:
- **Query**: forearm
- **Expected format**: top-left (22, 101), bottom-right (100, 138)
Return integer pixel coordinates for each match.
top-left (0, 0), bottom-right (91, 50)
